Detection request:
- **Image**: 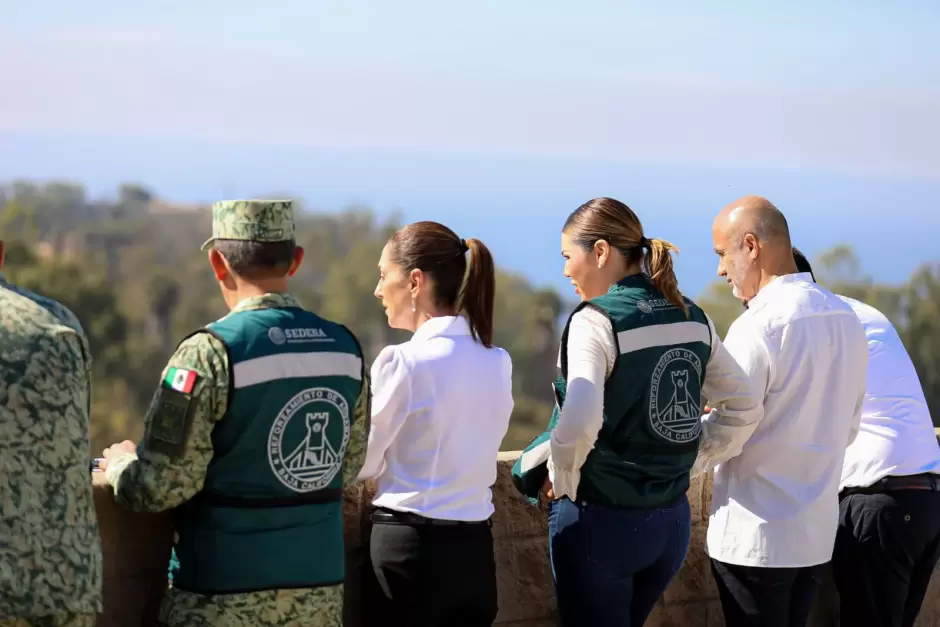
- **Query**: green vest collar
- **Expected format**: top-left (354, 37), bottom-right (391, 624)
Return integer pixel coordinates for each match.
top-left (230, 292), bottom-right (302, 314)
top-left (610, 273), bottom-right (651, 291)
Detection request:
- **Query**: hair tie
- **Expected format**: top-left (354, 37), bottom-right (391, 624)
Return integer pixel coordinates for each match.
top-left (640, 237), bottom-right (651, 248)
top-left (460, 238), bottom-right (469, 253)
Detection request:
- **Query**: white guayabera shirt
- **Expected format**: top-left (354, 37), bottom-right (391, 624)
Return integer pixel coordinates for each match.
top-left (701, 273), bottom-right (869, 568)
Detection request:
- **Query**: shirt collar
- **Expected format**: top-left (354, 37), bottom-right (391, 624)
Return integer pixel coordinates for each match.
top-left (411, 315), bottom-right (471, 342)
top-left (230, 292), bottom-right (302, 314)
top-left (746, 272), bottom-right (814, 311)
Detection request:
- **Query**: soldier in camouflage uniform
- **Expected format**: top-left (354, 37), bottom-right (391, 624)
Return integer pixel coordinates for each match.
top-left (99, 200), bottom-right (371, 627)
top-left (0, 239), bottom-right (103, 627)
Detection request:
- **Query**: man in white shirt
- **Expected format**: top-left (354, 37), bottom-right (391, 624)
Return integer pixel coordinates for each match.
top-left (791, 248), bottom-right (940, 627)
top-left (696, 196), bottom-right (869, 627)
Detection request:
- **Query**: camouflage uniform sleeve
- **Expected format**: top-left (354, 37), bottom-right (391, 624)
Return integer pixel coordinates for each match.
top-left (49, 300), bottom-right (94, 420)
top-left (343, 369), bottom-right (371, 487)
top-left (110, 331), bottom-right (229, 512)
top-left (76, 320), bottom-right (93, 428)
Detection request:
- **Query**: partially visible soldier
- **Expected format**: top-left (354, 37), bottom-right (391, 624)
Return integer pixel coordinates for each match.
top-left (0, 239), bottom-right (103, 627)
top-left (98, 200), bottom-right (371, 627)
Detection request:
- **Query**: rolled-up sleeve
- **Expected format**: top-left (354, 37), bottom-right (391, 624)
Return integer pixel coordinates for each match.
top-left (356, 345), bottom-right (413, 481)
top-left (691, 315), bottom-right (767, 478)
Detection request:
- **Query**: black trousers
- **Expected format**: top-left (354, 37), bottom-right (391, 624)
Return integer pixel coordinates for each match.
top-left (832, 488), bottom-right (940, 627)
top-left (367, 509), bottom-right (498, 627)
top-left (710, 559), bottom-right (822, 627)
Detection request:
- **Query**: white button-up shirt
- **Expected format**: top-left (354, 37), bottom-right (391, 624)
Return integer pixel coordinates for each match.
top-left (705, 272), bottom-right (868, 568)
top-left (838, 295), bottom-right (940, 490)
top-left (356, 315), bottom-right (514, 521)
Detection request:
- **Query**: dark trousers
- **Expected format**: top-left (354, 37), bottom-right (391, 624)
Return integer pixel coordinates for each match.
top-left (710, 560), bottom-right (822, 627)
top-left (548, 494), bottom-right (691, 627)
top-left (832, 489), bottom-right (940, 627)
top-left (367, 509), bottom-right (498, 627)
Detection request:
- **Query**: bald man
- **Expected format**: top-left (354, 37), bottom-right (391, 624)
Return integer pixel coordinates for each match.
top-left (694, 196), bottom-right (869, 627)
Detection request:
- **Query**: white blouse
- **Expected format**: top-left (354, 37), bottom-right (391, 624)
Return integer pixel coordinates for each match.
top-left (357, 315), bottom-right (514, 521)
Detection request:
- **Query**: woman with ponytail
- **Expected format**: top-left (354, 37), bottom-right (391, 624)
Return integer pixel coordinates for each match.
top-left (357, 220), bottom-right (512, 626)
top-left (535, 197), bottom-right (762, 626)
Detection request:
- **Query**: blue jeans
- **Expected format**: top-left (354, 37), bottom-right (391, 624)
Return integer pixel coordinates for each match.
top-left (548, 494), bottom-right (692, 627)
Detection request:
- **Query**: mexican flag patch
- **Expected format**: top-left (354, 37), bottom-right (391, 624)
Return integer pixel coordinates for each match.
top-left (164, 367), bottom-right (197, 394)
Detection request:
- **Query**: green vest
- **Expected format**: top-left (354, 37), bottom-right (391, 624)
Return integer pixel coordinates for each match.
top-left (172, 305), bottom-right (365, 594)
top-left (512, 274), bottom-right (712, 509)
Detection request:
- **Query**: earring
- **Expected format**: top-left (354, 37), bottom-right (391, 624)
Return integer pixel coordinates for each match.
top-left (411, 297), bottom-right (416, 312)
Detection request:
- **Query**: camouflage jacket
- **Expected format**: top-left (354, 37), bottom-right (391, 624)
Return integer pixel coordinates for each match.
top-left (159, 585), bottom-right (344, 627)
top-left (105, 292), bottom-right (369, 626)
top-left (0, 274), bottom-right (103, 618)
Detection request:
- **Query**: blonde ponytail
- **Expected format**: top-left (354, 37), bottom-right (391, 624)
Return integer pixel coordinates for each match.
top-left (645, 237), bottom-right (688, 317)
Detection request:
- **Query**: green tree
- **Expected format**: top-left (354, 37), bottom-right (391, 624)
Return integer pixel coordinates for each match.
top-left (2, 239), bottom-right (138, 451)
top-left (1, 181), bottom-right (575, 451)
top-left (900, 265), bottom-right (940, 422)
top-left (694, 281), bottom-right (745, 338)
top-left (11, 178), bottom-right (934, 449)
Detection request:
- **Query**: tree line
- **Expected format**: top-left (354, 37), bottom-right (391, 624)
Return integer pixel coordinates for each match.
top-left (1, 180), bottom-right (937, 454)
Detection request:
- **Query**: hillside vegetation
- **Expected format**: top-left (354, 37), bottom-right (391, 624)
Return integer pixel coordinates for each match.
top-left (2, 181), bottom-right (937, 453)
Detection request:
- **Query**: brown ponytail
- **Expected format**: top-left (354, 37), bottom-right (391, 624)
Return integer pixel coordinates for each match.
top-left (644, 237), bottom-right (689, 316)
top-left (388, 221), bottom-right (496, 347)
top-left (563, 197), bottom-right (689, 317)
top-left (457, 238), bottom-right (496, 347)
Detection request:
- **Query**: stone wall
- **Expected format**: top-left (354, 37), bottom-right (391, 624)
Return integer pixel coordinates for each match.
top-left (92, 450), bottom-right (940, 626)
top-left (91, 472), bottom-right (172, 627)
top-left (341, 453), bottom-right (559, 627)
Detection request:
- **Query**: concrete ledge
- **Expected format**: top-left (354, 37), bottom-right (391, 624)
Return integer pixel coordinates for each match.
top-left (93, 447), bottom-right (940, 626)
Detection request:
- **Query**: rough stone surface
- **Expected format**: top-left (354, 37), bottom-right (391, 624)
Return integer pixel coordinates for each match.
top-left (91, 471), bottom-right (173, 627)
top-left (93, 445), bottom-right (940, 626)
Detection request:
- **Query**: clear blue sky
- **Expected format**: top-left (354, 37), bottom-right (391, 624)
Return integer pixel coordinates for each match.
top-left (2, 0), bottom-right (938, 298)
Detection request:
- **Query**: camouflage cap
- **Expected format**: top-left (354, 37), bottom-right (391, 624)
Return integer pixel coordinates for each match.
top-left (201, 199), bottom-right (296, 250)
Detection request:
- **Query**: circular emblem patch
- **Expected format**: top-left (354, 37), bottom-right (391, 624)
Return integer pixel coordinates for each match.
top-left (649, 348), bottom-right (703, 443)
top-left (268, 326), bottom-right (286, 345)
top-left (637, 300), bottom-right (653, 314)
top-left (267, 387), bottom-right (350, 492)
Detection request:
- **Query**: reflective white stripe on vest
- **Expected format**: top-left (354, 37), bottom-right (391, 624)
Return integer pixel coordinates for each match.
top-left (233, 352), bottom-right (363, 389)
top-left (616, 321), bottom-right (710, 355)
top-left (518, 440), bottom-right (551, 473)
